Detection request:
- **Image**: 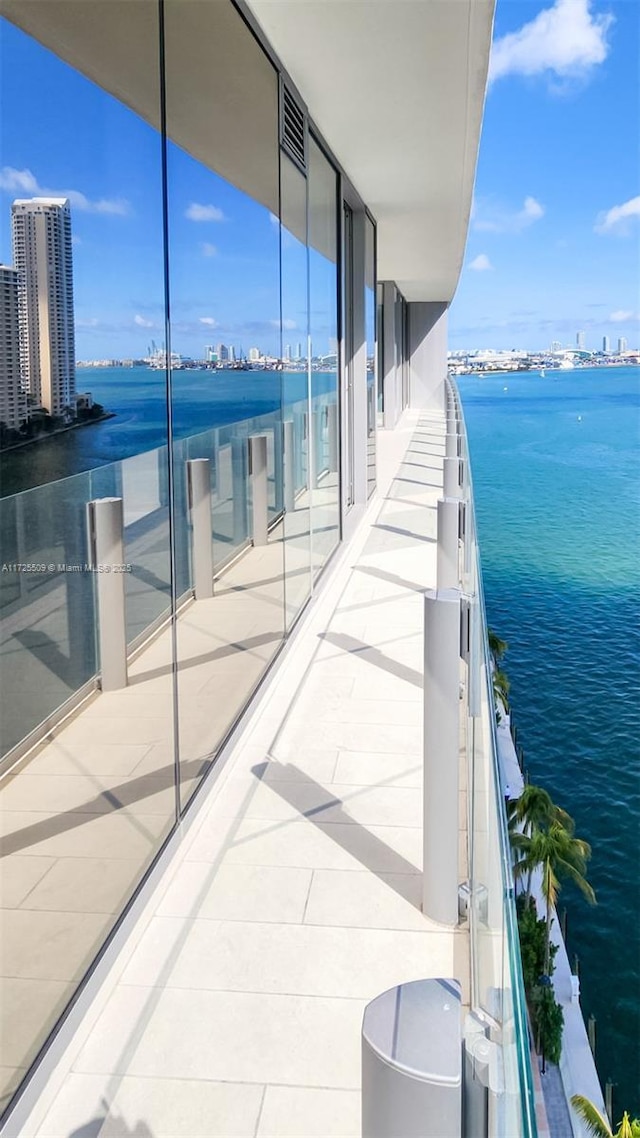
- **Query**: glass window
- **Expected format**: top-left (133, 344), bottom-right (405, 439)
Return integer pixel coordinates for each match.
top-left (365, 216), bottom-right (376, 496)
top-left (308, 136), bottom-right (340, 572)
top-left (163, 0), bottom-right (285, 808)
top-left (0, 8), bottom-right (175, 1112)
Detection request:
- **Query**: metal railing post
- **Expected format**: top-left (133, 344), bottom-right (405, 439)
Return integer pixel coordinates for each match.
top-left (87, 497), bottom-right (127, 692)
top-left (283, 419), bottom-right (295, 512)
top-left (443, 455), bottom-right (461, 499)
top-left (248, 434), bottom-right (269, 546)
top-left (423, 587), bottom-right (461, 925)
top-left (186, 458), bottom-right (213, 599)
top-left (437, 497), bottom-right (460, 589)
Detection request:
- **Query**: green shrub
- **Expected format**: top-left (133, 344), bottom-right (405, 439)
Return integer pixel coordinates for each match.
top-left (530, 983), bottom-right (564, 1065)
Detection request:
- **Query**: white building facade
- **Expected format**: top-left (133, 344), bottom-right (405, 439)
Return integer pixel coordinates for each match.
top-left (11, 197), bottom-right (76, 417)
top-left (0, 265), bottom-right (25, 432)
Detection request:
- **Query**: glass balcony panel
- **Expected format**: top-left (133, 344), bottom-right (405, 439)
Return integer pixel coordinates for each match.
top-left (308, 137), bottom-right (340, 573)
top-left (0, 7), bottom-right (176, 1118)
top-left (365, 216), bottom-right (377, 498)
top-left (162, 3), bottom-right (285, 809)
top-left (281, 154), bottom-right (312, 626)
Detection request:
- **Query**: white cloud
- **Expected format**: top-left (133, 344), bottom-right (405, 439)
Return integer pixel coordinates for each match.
top-left (270, 318), bottom-right (297, 330)
top-left (609, 309), bottom-right (637, 322)
top-left (134, 314), bottom-right (154, 328)
top-left (490, 0), bottom-right (613, 85)
top-left (201, 242), bottom-right (218, 257)
top-left (199, 317), bottom-right (219, 327)
top-left (469, 254), bottom-right (493, 272)
top-left (474, 196), bottom-right (545, 233)
top-left (185, 202), bottom-right (225, 222)
top-left (0, 166), bottom-right (130, 214)
top-left (595, 195), bottom-right (640, 235)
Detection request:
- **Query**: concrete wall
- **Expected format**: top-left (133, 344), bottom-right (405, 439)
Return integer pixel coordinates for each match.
top-left (408, 301), bottom-right (448, 411)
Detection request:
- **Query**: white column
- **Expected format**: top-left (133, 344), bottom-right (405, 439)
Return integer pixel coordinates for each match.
top-left (327, 401), bottom-right (339, 472)
top-left (443, 455), bottom-right (461, 499)
top-left (231, 436), bottom-right (248, 543)
top-left (87, 497), bottom-right (127, 692)
top-left (437, 498), bottom-right (460, 590)
top-left (445, 432), bottom-right (459, 460)
top-left (186, 458), bottom-right (213, 600)
top-left (283, 419), bottom-right (295, 512)
top-left (249, 434), bottom-right (268, 547)
top-left (423, 588), bottom-right (461, 925)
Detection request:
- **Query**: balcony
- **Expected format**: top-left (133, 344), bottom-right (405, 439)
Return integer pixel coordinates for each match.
top-left (1, 398), bottom-right (537, 1137)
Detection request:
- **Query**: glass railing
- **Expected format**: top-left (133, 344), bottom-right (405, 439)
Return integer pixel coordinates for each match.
top-left (0, 385), bottom-right (339, 1118)
top-left (0, 390), bottom-right (340, 766)
top-left (453, 379), bottom-right (538, 1138)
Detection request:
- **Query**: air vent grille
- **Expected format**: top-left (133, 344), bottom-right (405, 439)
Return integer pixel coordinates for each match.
top-left (281, 83), bottom-right (306, 173)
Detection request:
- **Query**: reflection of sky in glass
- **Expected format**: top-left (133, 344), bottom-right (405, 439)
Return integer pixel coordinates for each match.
top-left (309, 248), bottom-right (337, 361)
top-left (0, 18), bottom-right (295, 361)
top-left (281, 225), bottom-right (308, 374)
top-left (167, 141), bottom-right (280, 359)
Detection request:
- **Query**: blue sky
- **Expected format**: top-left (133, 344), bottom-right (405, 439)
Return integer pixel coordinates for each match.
top-left (0, 2), bottom-right (638, 358)
top-left (450, 0), bottom-right (640, 351)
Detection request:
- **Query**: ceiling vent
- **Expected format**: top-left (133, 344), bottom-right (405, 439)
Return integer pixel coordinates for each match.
top-left (280, 82), bottom-right (306, 174)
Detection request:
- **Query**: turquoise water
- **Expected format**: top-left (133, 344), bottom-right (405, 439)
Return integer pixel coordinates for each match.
top-left (458, 367), bottom-right (640, 1114)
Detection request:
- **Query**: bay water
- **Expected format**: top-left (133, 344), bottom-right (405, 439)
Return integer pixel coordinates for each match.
top-left (458, 366), bottom-right (640, 1114)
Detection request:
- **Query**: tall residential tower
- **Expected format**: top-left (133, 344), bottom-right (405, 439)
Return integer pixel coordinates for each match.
top-left (11, 197), bottom-right (76, 416)
top-left (0, 264), bottom-right (25, 431)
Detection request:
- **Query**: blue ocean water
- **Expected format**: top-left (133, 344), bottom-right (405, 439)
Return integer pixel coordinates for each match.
top-left (0, 367), bottom-right (325, 497)
top-left (458, 366), bottom-right (640, 1115)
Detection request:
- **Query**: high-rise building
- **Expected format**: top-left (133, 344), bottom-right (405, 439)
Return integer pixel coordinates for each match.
top-left (216, 342), bottom-right (229, 362)
top-left (248, 346), bottom-right (261, 361)
top-left (618, 336), bottom-right (627, 355)
top-left (229, 345), bottom-right (236, 362)
top-left (602, 335), bottom-right (610, 353)
top-left (284, 344), bottom-right (291, 361)
top-left (576, 330), bottom-right (585, 350)
top-left (551, 340), bottom-right (562, 352)
top-left (296, 341), bottom-right (303, 360)
top-left (11, 197), bottom-right (76, 416)
top-left (0, 264), bottom-right (25, 431)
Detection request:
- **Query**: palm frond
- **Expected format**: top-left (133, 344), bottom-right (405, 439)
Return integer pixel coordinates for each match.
top-left (570, 1095), bottom-right (613, 1138)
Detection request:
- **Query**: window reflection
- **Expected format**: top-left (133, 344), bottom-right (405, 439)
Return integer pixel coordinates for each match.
top-left (365, 216), bottom-right (377, 497)
top-left (0, 10), bottom-right (174, 1114)
top-left (308, 137), bottom-right (340, 572)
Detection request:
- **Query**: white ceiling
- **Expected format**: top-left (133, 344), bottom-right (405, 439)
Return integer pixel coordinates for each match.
top-left (2, 0), bottom-right (494, 303)
top-left (247, 0), bottom-right (494, 302)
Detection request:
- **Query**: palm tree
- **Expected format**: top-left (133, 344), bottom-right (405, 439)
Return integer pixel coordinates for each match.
top-left (508, 784), bottom-right (573, 897)
top-left (493, 667), bottom-right (510, 715)
top-left (512, 821), bottom-right (596, 974)
top-left (571, 1095), bottom-right (640, 1138)
top-left (488, 629), bottom-right (508, 665)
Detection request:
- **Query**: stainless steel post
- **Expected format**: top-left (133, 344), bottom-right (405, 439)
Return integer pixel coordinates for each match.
top-left (327, 401), bottom-right (339, 472)
top-left (423, 588), bottom-right (461, 925)
top-left (443, 455), bottom-right (461, 499)
top-left (283, 419), bottom-right (295, 512)
top-left (87, 497), bottom-right (127, 692)
top-left (445, 432), bottom-right (459, 460)
top-left (231, 436), bottom-right (248, 543)
top-left (437, 498), bottom-right (459, 589)
top-left (186, 458), bottom-right (213, 600)
top-left (249, 434), bottom-right (268, 547)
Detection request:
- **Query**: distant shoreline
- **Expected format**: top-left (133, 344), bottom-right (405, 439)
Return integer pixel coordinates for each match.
top-left (0, 411), bottom-right (116, 455)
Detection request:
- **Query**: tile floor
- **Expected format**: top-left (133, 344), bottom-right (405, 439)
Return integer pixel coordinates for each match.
top-left (3, 408), bottom-right (471, 1137)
